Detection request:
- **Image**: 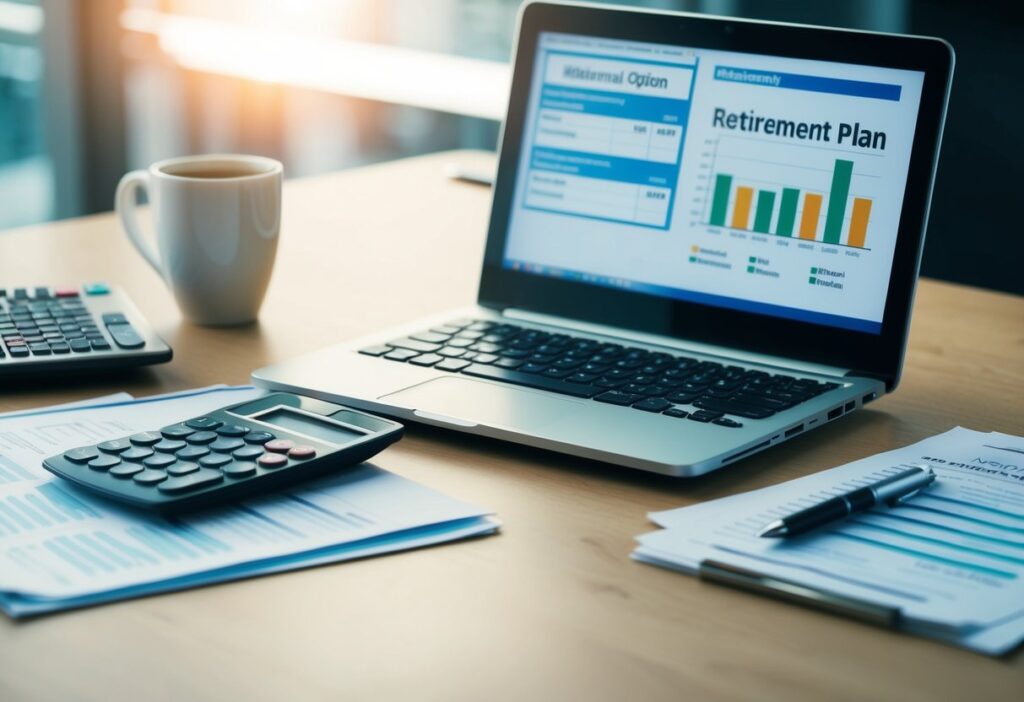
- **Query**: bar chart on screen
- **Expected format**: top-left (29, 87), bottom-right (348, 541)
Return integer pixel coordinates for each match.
top-left (696, 134), bottom-right (882, 250)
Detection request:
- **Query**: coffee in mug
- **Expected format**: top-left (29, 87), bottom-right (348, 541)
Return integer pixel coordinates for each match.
top-left (115, 154), bottom-right (283, 326)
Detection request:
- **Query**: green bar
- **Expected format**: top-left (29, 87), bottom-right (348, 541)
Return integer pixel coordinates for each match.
top-left (823, 159), bottom-right (853, 244)
top-left (752, 190), bottom-right (776, 233)
top-left (709, 174), bottom-right (732, 226)
top-left (775, 188), bottom-right (799, 237)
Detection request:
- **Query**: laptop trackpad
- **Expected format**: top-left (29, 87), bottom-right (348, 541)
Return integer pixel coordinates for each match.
top-left (379, 377), bottom-right (584, 432)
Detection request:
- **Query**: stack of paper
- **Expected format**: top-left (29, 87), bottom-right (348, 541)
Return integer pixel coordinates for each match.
top-left (634, 428), bottom-right (1024, 655)
top-left (0, 386), bottom-right (499, 617)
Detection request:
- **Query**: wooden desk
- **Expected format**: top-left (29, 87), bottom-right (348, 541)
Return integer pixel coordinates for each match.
top-left (1, 151), bottom-right (1021, 701)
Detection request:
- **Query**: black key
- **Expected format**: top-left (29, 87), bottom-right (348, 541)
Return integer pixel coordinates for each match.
top-left (35, 286), bottom-right (51, 299)
top-left (662, 408), bottom-right (690, 418)
top-left (541, 367), bottom-right (571, 379)
top-left (9, 346), bottom-right (28, 358)
top-left (88, 454), bottom-right (121, 471)
top-left (158, 468), bottom-right (224, 494)
top-left (387, 337), bottom-right (442, 353)
top-left (595, 391), bottom-right (642, 406)
top-left (519, 362), bottom-right (548, 374)
top-left (143, 453), bottom-right (176, 469)
top-left (632, 397), bottom-right (672, 413)
top-left (48, 342), bottom-right (70, 354)
top-left (687, 410), bottom-right (723, 423)
top-left (186, 430), bottom-right (218, 445)
top-left (176, 446), bottom-right (210, 462)
top-left (358, 345), bottom-right (391, 357)
top-left (130, 431), bottom-right (162, 446)
top-left (243, 431), bottom-right (275, 444)
top-left (29, 343), bottom-right (51, 355)
top-left (110, 463), bottom-right (144, 478)
top-left (133, 469), bottom-right (168, 485)
top-left (154, 439), bottom-right (186, 453)
top-left (91, 340), bottom-right (111, 351)
top-left (161, 424), bottom-right (195, 439)
top-left (64, 446), bottom-right (100, 463)
top-left (409, 353), bottom-right (443, 367)
top-left (666, 391), bottom-right (698, 404)
top-left (121, 447), bottom-right (154, 462)
top-left (167, 462), bottom-right (200, 476)
top-left (233, 446), bottom-right (264, 461)
top-left (224, 462), bottom-right (256, 478)
top-left (384, 348), bottom-right (419, 361)
top-left (410, 331), bottom-right (450, 344)
top-left (462, 363), bottom-right (602, 398)
top-left (495, 357), bottom-right (524, 369)
top-left (215, 424), bottom-right (249, 437)
top-left (713, 418), bottom-right (744, 428)
top-left (210, 437), bottom-right (245, 453)
top-left (107, 323), bottom-right (145, 349)
top-left (435, 358), bottom-right (471, 372)
top-left (69, 338), bottom-right (91, 352)
top-left (566, 372), bottom-right (598, 385)
top-left (199, 453), bottom-right (232, 469)
top-left (186, 417), bottom-right (222, 430)
top-left (98, 438), bottom-right (132, 454)
top-left (101, 312), bottom-right (128, 325)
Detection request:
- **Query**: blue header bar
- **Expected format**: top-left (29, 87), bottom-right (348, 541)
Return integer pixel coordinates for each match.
top-left (714, 66), bottom-right (902, 101)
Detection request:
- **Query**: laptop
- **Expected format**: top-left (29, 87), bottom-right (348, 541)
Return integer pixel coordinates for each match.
top-left (253, 1), bottom-right (954, 477)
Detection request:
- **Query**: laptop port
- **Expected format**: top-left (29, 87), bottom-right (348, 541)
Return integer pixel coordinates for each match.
top-left (827, 407), bottom-right (843, 420)
top-left (844, 401), bottom-right (856, 412)
top-left (785, 424), bottom-right (804, 438)
top-left (862, 392), bottom-right (877, 404)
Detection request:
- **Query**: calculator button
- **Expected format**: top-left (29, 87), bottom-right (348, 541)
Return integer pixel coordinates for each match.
top-left (64, 446), bottom-right (99, 463)
top-left (215, 424), bottom-right (250, 437)
top-left (154, 439), bottom-right (186, 453)
top-left (232, 446), bottom-right (264, 461)
top-left (84, 283), bottom-right (109, 295)
top-left (121, 447), bottom-right (154, 462)
top-left (167, 462), bottom-right (200, 476)
top-left (161, 424), bottom-right (194, 439)
top-left (158, 469), bottom-right (224, 494)
top-left (91, 339), bottom-right (112, 351)
top-left (110, 463), bottom-right (144, 478)
top-left (98, 439), bottom-right (132, 454)
top-left (88, 455), bottom-right (121, 471)
top-left (209, 437), bottom-right (244, 453)
top-left (264, 439), bottom-right (294, 453)
top-left (176, 446), bottom-right (210, 462)
top-left (186, 431), bottom-right (218, 445)
top-left (223, 463), bottom-right (256, 478)
top-left (29, 343), bottom-right (51, 355)
top-left (186, 417), bottom-right (223, 430)
top-left (102, 313), bottom-right (128, 325)
top-left (70, 339), bottom-right (91, 352)
top-left (199, 453), bottom-right (232, 469)
top-left (9, 346), bottom-right (28, 357)
top-left (107, 323), bottom-right (145, 349)
top-left (50, 342), bottom-right (70, 354)
top-left (143, 453), bottom-right (176, 469)
top-left (257, 453), bottom-right (288, 468)
top-left (243, 431), bottom-right (275, 444)
top-left (133, 469), bottom-right (168, 485)
top-left (130, 432), bottom-right (162, 446)
top-left (288, 446), bottom-right (316, 460)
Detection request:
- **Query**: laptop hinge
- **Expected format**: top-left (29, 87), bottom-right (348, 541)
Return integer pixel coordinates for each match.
top-left (501, 308), bottom-right (853, 379)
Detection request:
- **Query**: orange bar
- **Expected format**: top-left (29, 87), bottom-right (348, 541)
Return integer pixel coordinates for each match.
top-left (799, 193), bottom-right (823, 240)
top-left (848, 197), bottom-right (872, 248)
top-left (731, 186), bottom-right (754, 230)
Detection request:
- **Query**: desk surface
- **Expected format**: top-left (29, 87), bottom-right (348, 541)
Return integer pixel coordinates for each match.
top-left (1, 151), bottom-right (1022, 701)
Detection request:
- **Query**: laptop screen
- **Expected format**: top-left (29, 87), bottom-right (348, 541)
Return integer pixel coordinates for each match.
top-left (502, 32), bottom-right (926, 335)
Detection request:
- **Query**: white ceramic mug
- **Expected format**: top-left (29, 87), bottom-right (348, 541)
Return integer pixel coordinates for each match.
top-left (115, 154), bottom-right (283, 326)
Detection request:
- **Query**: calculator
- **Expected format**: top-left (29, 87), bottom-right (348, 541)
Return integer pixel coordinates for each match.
top-left (0, 283), bottom-right (172, 377)
top-left (42, 392), bottom-right (404, 512)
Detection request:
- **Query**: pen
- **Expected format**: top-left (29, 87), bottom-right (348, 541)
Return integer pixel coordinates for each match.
top-left (759, 465), bottom-right (936, 538)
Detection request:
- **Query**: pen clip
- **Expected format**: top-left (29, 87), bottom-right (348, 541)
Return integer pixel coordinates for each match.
top-left (887, 486), bottom-right (925, 507)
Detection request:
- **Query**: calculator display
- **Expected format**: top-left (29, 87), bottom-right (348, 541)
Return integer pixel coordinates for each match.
top-left (256, 407), bottom-right (363, 445)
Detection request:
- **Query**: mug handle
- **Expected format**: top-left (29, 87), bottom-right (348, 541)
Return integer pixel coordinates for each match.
top-left (115, 170), bottom-right (162, 274)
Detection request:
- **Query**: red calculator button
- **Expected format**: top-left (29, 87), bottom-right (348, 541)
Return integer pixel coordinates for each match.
top-left (257, 453), bottom-right (288, 468)
top-left (265, 439), bottom-right (294, 453)
top-left (55, 288), bottom-right (79, 298)
top-left (288, 446), bottom-right (316, 460)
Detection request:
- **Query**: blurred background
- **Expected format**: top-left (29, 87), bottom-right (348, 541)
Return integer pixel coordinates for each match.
top-left (0, 0), bottom-right (1020, 294)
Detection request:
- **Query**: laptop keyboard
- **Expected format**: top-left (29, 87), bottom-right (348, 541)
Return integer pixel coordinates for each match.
top-left (359, 318), bottom-right (839, 427)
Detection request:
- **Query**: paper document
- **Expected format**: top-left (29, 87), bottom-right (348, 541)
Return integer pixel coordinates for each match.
top-left (0, 387), bottom-right (499, 616)
top-left (635, 428), bottom-right (1024, 655)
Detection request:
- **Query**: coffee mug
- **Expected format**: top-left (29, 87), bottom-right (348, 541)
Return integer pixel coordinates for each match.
top-left (115, 154), bottom-right (283, 326)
